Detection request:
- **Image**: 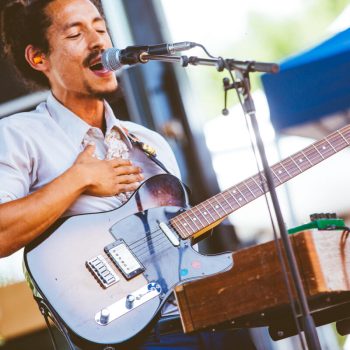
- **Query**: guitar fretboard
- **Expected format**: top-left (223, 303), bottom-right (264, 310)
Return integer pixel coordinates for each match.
top-left (170, 125), bottom-right (350, 239)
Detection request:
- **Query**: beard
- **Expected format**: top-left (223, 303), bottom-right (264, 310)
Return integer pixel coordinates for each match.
top-left (83, 76), bottom-right (119, 100)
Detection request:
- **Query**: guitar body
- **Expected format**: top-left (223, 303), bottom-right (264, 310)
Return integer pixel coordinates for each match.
top-left (24, 174), bottom-right (233, 347)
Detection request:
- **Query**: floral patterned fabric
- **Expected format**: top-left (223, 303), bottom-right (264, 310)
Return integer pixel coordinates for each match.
top-left (82, 126), bottom-right (132, 203)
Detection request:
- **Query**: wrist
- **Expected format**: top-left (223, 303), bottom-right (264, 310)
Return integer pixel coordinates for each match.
top-left (67, 163), bottom-right (91, 192)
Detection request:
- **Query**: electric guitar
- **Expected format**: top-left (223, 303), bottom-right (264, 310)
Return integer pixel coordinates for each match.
top-left (23, 124), bottom-right (350, 348)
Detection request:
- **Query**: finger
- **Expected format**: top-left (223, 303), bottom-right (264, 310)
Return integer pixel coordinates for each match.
top-left (116, 174), bottom-right (144, 184)
top-left (117, 182), bottom-right (141, 193)
top-left (114, 166), bottom-right (143, 176)
top-left (107, 158), bottom-right (132, 167)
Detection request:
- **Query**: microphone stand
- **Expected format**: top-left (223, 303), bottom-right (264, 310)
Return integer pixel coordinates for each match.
top-left (142, 52), bottom-right (321, 349)
top-left (234, 71), bottom-right (321, 350)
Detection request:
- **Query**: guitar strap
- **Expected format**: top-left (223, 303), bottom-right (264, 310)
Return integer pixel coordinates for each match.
top-left (122, 126), bottom-right (191, 197)
top-left (122, 127), bottom-right (173, 175)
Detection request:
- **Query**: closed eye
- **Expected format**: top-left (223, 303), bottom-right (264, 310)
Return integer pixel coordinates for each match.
top-left (67, 33), bottom-right (81, 39)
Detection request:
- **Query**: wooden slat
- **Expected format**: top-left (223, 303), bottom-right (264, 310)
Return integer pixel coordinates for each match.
top-left (175, 230), bottom-right (350, 333)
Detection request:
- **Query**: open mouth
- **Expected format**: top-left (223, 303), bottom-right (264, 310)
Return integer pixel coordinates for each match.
top-left (89, 62), bottom-right (104, 71)
top-left (89, 61), bottom-right (111, 77)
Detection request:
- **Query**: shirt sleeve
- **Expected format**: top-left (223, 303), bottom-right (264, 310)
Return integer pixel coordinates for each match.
top-left (0, 121), bottom-right (33, 203)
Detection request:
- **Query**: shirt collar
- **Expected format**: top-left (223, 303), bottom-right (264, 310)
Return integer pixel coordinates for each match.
top-left (46, 92), bottom-right (131, 149)
top-left (104, 102), bottom-right (132, 148)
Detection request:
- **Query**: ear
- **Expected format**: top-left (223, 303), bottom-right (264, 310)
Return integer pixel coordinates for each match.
top-left (24, 45), bottom-right (49, 72)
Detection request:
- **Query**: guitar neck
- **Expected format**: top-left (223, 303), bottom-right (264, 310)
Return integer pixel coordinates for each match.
top-left (171, 125), bottom-right (350, 239)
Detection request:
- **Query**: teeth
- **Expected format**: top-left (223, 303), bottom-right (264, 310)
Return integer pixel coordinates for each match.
top-left (90, 63), bottom-right (103, 70)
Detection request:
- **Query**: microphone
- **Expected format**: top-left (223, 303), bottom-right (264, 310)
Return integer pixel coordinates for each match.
top-left (102, 41), bottom-right (196, 71)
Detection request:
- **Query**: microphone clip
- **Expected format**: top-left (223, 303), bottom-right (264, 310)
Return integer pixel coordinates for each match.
top-left (120, 45), bottom-right (149, 65)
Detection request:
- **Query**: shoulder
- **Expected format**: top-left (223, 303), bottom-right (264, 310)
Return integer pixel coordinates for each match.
top-left (0, 102), bottom-right (54, 138)
top-left (121, 121), bottom-right (166, 142)
top-left (121, 120), bottom-right (174, 154)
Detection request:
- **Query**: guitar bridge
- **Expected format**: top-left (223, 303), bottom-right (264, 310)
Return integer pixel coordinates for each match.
top-left (86, 255), bottom-right (119, 289)
top-left (105, 240), bottom-right (145, 280)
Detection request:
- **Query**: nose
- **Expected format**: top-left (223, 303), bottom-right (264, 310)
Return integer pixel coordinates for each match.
top-left (87, 29), bottom-right (105, 51)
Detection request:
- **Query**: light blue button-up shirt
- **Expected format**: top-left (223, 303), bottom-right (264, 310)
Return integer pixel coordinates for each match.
top-left (0, 92), bottom-right (181, 217)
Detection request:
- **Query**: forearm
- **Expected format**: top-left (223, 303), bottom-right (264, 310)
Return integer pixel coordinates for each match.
top-left (0, 166), bottom-right (87, 257)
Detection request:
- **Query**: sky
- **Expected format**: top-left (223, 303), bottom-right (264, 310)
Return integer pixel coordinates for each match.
top-left (161, 0), bottom-right (307, 51)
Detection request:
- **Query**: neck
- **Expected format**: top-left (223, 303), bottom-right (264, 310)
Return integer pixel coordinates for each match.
top-left (51, 91), bottom-right (105, 130)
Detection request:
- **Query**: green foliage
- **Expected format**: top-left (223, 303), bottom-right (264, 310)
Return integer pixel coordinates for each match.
top-left (189, 0), bottom-right (349, 121)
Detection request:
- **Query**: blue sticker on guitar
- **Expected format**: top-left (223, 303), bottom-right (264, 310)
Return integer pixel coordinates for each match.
top-left (180, 268), bottom-right (189, 276)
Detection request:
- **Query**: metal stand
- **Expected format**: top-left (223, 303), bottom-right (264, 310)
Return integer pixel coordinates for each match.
top-left (225, 70), bottom-right (321, 350)
top-left (142, 52), bottom-right (322, 349)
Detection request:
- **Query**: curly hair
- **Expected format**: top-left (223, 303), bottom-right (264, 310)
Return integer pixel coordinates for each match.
top-left (0, 0), bottom-right (104, 90)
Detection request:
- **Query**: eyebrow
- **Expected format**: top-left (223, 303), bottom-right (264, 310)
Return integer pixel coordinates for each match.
top-left (62, 16), bottom-right (104, 31)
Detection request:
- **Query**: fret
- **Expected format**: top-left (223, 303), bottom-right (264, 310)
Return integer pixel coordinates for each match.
top-left (226, 189), bottom-right (242, 207)
top-left (201, 200), bottom-right (217, 221)
top-left (203, 200), bottom-right (221, 220)
top-left (235, 184), bottom-right (251, 203)
top-left (323, 138), bottom-right (337, 153)
top-left (243, 180), bottom-right (257, 198)
top-left (337, 130), bottom-right (349, 146)
top-left (303, 145), bottom-right (319, 165)
top-left (190, 206), bottom-right (208, 227)
top-left (288, 156), bottom-right (302, 173)
top-left (256, 173), bottom-right (267, 191)
top-left (270, 168), bottom-right (282, 185)
top-left (251, 176), bottom-right (264, 194)
top-left (311, 144), bottom-right (325, 160)
top-left (330, 131), bottom-right (348, 151)
top-left (197, 203), bottom-right (211, 225)
top-left (220, 193), bottom-right (235, 211)
top-left (244, 177), bottom-right (263, 197)
top-left (279, 158), bottom-right (301, 178)
top-left (292, 152), bottom-right (311, 171)
top-left (315, 140), bottom-right (335, 159)
top-left (234, 186), bottom-right (248, 203)
top-left (170, 124), bottom-right (350, 241)
top-left (174, 217), bottom-right (192, 237)
top-left (301, 150), bottom-right (313, 165)
top-left (272, 163), bottom-right (290, 182)
top-left (170, 220), bottom-right (182, 236)
top-left (232, 185), bottom-right (247, 206)
top-left (187, 210), bottom-right (202, 230)
top-left (181, 211), bottom-right (198, 232)
top-left (222, 192), bottom-right (238, 209)
top-left (208, 199), bottom-right (226, 216)
top-left (214, 195), bottom-right (229, 214)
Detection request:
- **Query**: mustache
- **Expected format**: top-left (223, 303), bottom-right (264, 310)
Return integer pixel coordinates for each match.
top-left (82, 50), bottom-right (102, 68)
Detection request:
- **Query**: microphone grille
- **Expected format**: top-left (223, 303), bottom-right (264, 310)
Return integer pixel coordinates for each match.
top-left (102, 48), bottom-right (122, 71)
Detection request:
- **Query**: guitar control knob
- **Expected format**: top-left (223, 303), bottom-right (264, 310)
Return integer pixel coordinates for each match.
top-left (99, 308), bottom-right (110, 325)
top-left (125, 294), bottom-right (135, 309)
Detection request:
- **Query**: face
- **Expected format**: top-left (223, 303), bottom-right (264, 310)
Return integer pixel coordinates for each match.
top-left (43, 0), bottom-right (117, 100)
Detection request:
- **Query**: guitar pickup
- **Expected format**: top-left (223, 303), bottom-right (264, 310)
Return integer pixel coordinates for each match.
top-left (86, 255), bottom-right (119, 289)
top-left (105, 240), bottom-right (145, 280)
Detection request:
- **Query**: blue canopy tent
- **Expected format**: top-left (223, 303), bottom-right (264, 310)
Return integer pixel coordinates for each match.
top-left (261, 28), bottom-right (350, 134)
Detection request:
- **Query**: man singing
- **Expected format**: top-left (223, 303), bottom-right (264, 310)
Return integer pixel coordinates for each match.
top-left (0, 1), bottom-right (255, 349)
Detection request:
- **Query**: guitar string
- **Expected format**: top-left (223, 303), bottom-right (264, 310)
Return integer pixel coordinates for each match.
top-left (131, 230), bottom-right (167, 254)
top-left (121, 131), bottom-right (350, 259)
top-left (171, 132), bottom-right (347, 230)
top-left (127, 228), bottom-right (166, 250)
top-left (132, 237), bottom-right (173, 261)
